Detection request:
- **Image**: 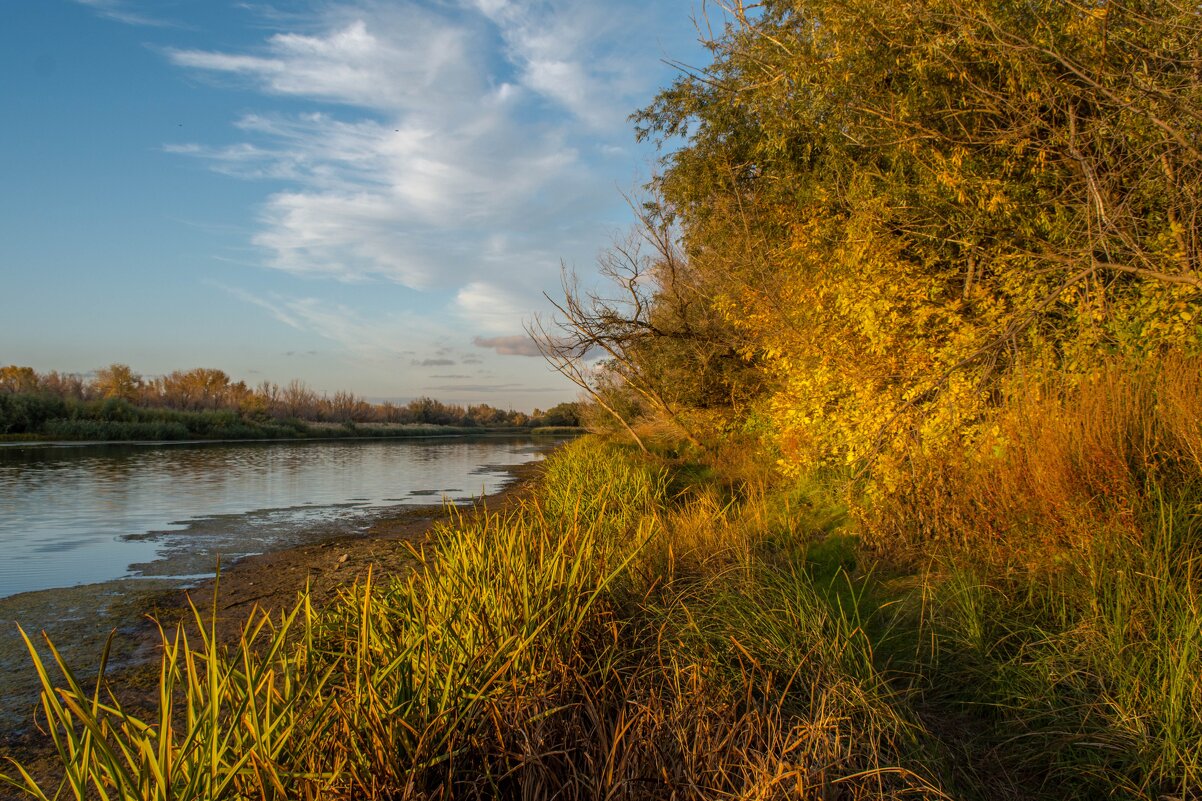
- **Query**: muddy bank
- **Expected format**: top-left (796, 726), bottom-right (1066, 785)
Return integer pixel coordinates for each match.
top-left (0, 459), bottom-right (544, 793)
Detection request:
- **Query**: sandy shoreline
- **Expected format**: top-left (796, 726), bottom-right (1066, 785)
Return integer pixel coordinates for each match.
top-left (0, 458), bottom-right (544, 792)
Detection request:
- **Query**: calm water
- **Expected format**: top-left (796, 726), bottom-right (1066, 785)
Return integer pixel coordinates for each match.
top-left (0, 437), bottom-right (550, 599)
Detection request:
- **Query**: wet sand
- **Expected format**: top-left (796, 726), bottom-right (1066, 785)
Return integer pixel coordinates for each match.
top-left (0, 459), bottom-right (543, 794)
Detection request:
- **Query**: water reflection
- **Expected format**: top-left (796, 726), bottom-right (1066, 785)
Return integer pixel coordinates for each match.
top-left (0, 437), bottom-right (548, 598)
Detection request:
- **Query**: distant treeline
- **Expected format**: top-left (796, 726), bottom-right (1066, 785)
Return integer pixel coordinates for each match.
top-left (0, 364), bottom-right (580, 441)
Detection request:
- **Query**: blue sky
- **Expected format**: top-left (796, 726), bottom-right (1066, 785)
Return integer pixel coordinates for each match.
top-left (0, 0), bottom-right (708, 410)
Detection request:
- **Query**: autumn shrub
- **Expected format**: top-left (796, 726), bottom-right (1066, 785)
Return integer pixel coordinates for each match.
top-left (624, 0), bottom-right (1202, 483)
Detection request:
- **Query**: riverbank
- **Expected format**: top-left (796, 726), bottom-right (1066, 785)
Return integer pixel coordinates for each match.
top-left (0, 458), bottom-right (544, 795)
top-left (4, 435), bottom-right (1197, 800)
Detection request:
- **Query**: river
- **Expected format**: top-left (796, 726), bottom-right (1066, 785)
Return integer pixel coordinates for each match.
top-left (0, 436), bottom-right (552, 600)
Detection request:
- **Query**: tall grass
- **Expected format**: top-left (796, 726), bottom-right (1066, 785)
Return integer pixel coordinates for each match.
top-left (904, 495), bottom-right (1202, 800)
top-left (859, 354), bottom-right (1202, 799)
top-left (3, 438), bottom-right (952, 799)
top-left (4, 588), bottom-right (332, 800)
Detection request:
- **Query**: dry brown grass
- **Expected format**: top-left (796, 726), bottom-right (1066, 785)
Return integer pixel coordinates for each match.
top-left (865, 352), bottom-right (1202, 565)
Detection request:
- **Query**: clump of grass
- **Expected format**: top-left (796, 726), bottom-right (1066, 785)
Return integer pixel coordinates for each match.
top-left (3, 587), bottom-right (334, 800)
top-left (311, 488), bottom-right (661, 796)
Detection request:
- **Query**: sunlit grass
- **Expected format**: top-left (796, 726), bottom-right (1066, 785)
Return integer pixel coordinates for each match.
top-left (4, 584), bottom-right (333, 800)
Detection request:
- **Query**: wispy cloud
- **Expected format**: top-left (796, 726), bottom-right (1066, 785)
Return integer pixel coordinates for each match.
top-left (158, 1), bottom-right (701, 408)
top-left (215, 283), bottom-right (446, 360)
top-left (471, 0), bottom-right (654, 129)
top-left (211, 281), bottom-right (304, 330)
top-left (164, 5), bottom-right (593, 295)
top-left (74, 0), bottom-right (177, 27)
top-left (168, 17), bottom-right (479, 111)
top-left (165, 2), bottom-right (691, 310)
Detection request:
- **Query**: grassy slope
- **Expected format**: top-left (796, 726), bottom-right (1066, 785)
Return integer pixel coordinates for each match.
top-left (3, 422), bottom-right (1199, 799)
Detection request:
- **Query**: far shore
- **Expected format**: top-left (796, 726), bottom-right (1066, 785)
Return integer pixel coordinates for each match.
top-left (0, 426), bottom-right (584, 448)
top-left (0, 428), bottom-right (581, 445)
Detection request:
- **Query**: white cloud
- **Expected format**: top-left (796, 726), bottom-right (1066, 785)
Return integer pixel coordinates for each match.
top-left (166, 1), bottom-right (701, 360)
top-left (471, 0), bottom-right (650, 128)
top-left (168, 16), bottom-right (480, 111)
top-left (166, 5), bottom-right (605, 295)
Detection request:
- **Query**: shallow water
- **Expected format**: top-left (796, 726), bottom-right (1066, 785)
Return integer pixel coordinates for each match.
top-left (0, 436), bottom-right (549, 599)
